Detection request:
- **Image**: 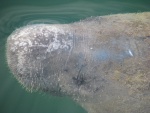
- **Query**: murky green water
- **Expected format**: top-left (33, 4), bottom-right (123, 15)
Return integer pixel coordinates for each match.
top-left (0, 0), bottom-right (150, 113)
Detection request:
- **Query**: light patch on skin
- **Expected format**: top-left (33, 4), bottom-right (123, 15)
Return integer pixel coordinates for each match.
top-left (46, 33), bottom-right (73, 53)
top-left (128, 49), bottom-right (133, 56)
top-left (45, 25), bottom-right (73, 53)
top-left (9, 24), bottom-right (73, 54)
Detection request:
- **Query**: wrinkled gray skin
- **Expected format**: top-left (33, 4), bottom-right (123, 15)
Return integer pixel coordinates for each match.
top-left (7, 12), bottom-right (150, 113)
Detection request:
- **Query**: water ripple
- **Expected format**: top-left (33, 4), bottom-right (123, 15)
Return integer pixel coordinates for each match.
top-left (0, 1), bottom-right (150, 38)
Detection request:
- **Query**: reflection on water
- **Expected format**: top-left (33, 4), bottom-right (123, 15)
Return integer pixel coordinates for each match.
top-left (0, 0), bottom-right (150, 113)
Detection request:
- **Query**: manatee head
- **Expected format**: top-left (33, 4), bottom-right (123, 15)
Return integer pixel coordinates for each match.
top-left (7, 23), bottom-right (114, 104)
top-left (6, 24), bottom-right (96, 100)
top-left (6, 12), bottom-right (150, 113)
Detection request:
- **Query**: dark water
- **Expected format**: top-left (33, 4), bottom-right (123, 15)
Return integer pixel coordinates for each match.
top-left (0, 0), bottom-right (150, 113)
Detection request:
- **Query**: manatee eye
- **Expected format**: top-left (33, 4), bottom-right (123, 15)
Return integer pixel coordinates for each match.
top-left (72, 73), bottom-right (85, 86)
top-left (72, 64), bottom-right (86, 86)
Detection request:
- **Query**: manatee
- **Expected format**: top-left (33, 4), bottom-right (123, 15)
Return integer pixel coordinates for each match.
top-left (6, 12), bottom-right (150, 113)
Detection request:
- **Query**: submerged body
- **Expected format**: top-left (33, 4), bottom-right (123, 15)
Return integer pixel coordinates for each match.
top-left (7, 12), bottom-right (150, 113)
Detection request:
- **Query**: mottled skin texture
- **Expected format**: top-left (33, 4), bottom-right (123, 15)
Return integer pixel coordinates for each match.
top-left (7, 12), bottom-right (150, 113)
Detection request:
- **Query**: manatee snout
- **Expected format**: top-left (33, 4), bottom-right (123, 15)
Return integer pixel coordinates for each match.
top-left (6, 24), bottom-right (77, 95)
